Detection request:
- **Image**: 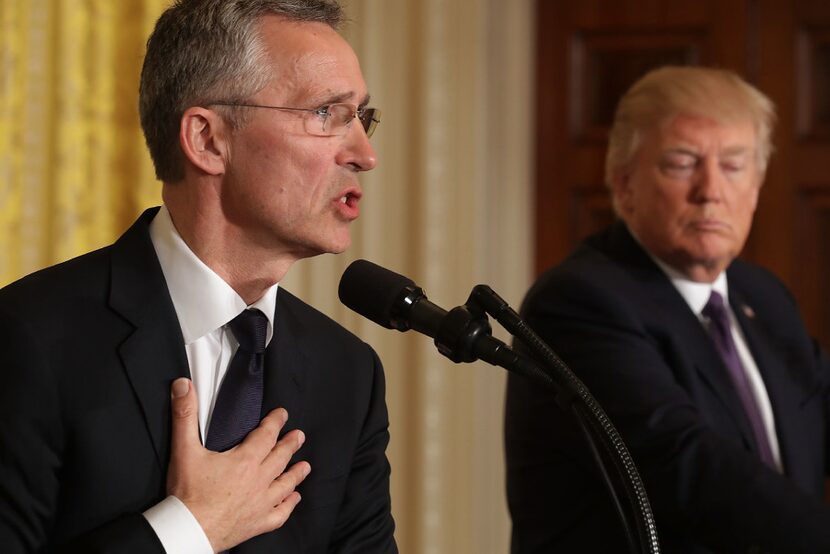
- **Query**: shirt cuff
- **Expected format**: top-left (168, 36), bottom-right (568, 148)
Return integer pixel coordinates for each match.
top-left (143, 495), bottom-right (214, 554)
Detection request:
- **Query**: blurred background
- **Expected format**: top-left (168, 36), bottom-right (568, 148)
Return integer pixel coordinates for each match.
top-left (4, 1), bottom-right (830, 552)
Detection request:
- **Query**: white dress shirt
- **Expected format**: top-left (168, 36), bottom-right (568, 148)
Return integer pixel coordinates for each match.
top-left (652, 258), bottom-right (783, 471)
top-left (142, 205), bottom-right (279, 553)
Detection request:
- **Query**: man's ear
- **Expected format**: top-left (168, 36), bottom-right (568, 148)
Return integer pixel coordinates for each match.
top-left (610, 169), bottom-right (633, 216)
top-left (179, 107), bottom-right (228, 176)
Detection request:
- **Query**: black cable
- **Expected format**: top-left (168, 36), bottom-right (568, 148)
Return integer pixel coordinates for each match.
top-left (572, 401), bottom-right (639, 553)
top-left (514, 322), bottom-right (658, 553)
top-left (470, 285), bottom-right (660, 554)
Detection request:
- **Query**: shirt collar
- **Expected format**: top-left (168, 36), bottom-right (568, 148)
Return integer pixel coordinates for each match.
top-left (148, 205), bottom-right (278, 345)
top-left (627, 226), bottom-right (728, 316)
top-left (651, 256), bottom-right (728, 316)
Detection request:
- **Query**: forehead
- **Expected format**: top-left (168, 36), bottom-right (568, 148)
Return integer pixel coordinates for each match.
top-left (651, 115), bottom-right (757, 153)
top-left (255, 16), bottom-right (367, 105)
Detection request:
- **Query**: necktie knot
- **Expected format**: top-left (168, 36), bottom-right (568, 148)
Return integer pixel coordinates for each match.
top-left (702, 291), bottom-right (731, 342)
top-left (229, 309), bottom-right (268, 354)
top-left (702, 290), bottom-right (726, 321)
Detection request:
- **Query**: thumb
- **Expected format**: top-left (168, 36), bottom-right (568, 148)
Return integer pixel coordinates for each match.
top-left (170, 378), bottom-right (200, 456)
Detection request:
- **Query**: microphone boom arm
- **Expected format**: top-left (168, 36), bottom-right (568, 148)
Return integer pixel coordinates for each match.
top-left (465, 284), bottom-right (660, 554)
top-left (337, 259), bottom-right (659, 553)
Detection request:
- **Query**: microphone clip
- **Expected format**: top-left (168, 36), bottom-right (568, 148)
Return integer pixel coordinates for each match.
top-left (434, 304), bottom-right (493, 364)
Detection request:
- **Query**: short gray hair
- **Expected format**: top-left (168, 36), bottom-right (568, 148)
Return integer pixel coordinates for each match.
top-left (139, 0), bottom-right (344, 182)
top-left (605, 66), bottom-right (776, 191)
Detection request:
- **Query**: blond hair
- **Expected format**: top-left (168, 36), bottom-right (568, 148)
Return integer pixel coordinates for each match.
top-left (605, 66), bottom-right (776, 189)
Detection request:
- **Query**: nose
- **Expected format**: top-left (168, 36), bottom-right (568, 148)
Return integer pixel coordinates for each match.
top-left (337, 122), bottom-right (377, 172)
top-left (691, 157), bottom-right (723, 203)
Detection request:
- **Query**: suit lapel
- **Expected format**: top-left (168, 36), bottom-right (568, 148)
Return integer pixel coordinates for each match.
top-left (255, 289), bottom-right (308, 551)
top-left (605, 224), bottom-right (759, 447)
top-left (108, 211), bottom-right (310, 552)
top-left (263, 289), bottom-right (307, 436)
top-left (729, 285), bottom-right (802, 474)
top-left (652, 278), bottom-right (757, 444)
top-left (109, 208), bottom-right (189, 471)
top-left (678, 300), bottom-right (760, 448)
top-left (107, 212), bottom-right (311, 476)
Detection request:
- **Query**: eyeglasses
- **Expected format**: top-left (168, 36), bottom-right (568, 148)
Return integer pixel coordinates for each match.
top-left (210, 101), bottom-right (381, 138)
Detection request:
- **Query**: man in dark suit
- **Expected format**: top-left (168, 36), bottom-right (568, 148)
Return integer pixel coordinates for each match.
top-left (0, 1), bottom-right (395, 552)
top-left (505, 66), bottom-right (830, 553)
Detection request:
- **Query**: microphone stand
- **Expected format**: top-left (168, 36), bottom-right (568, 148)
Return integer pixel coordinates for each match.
top-left (431, 285), bottom-right (660, 554)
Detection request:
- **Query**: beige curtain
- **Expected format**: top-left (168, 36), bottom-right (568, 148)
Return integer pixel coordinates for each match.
top-left (0, 1), bottom-right (533, 552)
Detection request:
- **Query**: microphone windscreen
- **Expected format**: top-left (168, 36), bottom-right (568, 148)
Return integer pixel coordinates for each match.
top-left (338, 259), bottom-right (415, 329)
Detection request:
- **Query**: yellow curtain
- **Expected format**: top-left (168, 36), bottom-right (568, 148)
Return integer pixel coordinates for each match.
top-left (0, 0), bottom-right (168, 286)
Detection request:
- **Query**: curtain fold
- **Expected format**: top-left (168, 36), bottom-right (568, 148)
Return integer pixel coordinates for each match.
top-left (1, 0), bottom-right (164, 285)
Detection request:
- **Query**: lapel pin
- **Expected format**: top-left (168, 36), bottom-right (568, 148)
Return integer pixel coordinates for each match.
top-left (741, 304), bottom-right (755, 319)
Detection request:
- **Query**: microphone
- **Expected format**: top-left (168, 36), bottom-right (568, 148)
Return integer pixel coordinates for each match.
top-left (338, 259), bottom-right (445, 335)
top-left (338, 259), bottom-right (533, 369)
top-left (339, 260), bottom-right (660, 554)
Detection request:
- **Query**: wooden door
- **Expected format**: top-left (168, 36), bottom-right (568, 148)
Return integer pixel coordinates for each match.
top-left (534, 0), bottom-right (830, 349)
top-left (754, 0), bottom-right (830, 348)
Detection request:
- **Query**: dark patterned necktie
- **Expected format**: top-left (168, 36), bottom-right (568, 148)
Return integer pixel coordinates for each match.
top-left (702, 291), bottom-right (776, 467)
top-left (205, 308), bottom-right (268, 452)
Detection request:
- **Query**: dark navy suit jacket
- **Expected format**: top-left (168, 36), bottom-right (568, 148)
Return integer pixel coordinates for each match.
top-left (0, 208), bottom-right (396, 553)
top-left (505, 222), bottom-right (830, 553)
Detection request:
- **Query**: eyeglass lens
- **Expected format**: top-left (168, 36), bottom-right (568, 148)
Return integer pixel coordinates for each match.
top-left (360, 108), bottom-right (380, 138)
top-left (319, 104), bottom-right (380, 138)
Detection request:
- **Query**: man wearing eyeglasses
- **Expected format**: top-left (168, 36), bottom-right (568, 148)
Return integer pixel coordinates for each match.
top-left (0, 1), bottom-right (395, 553)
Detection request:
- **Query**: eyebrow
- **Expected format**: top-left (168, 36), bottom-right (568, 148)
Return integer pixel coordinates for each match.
top-left (720, 146), bottom-right (751, 157)
top-left (661, 147), bottom-right (699, 157)
top-left (316, 92), bottom-right (372, 108)
top-left (661, 145), bottom-right (751, 157)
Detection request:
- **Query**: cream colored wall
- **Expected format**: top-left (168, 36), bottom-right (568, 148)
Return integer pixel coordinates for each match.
top-left (282, 1), bottom-right (534, 552)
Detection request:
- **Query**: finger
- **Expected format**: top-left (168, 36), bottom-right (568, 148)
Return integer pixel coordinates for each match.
top-left (262, 429), bottom-right (305, 473)
top-left (268, 461), bottom-right (311, 505)
top-left (169, 378), bottom-right (200, 458)
top-left (266, 491), bottom-right (302, 531)
top-left (238, 407), bottom-right (288, 454)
